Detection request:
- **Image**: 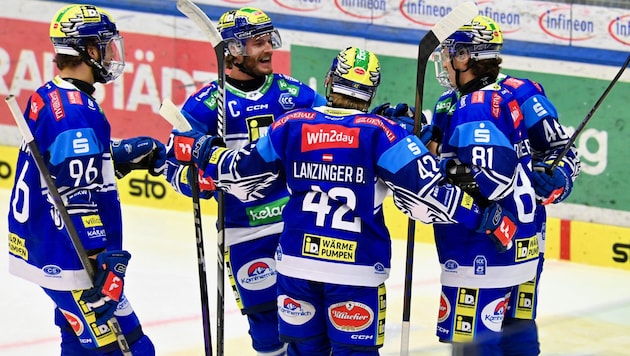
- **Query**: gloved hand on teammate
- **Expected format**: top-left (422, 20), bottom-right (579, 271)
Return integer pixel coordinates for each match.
top-left (111, 136), bottom-right (166, 178)
top-left (418, 124), bottom-right (442, 146)
top-left (477, 203), bottom-right (517, 252)
top-left (371, 102), bottom-right (424, 135)
top-left (531, 161), bottom-right (573, 205)
top-left (172, 130), bottom-right (225, 171)
top-left (80, 250), bottom-right (131, 325)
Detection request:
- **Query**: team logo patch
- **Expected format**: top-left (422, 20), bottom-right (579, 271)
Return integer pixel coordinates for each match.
top-left (328, 301), bottom-right (374, 332)
top-left (481, 297), bottom-right (508, 331)
top-left (277, 295), bottom-right (315, 325)
top-left (236, 258), bottom-right (277, 291)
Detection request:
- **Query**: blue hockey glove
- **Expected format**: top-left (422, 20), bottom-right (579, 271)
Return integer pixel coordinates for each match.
top-left (81, 250), bottom-right (131, 325)
top-left (111, 136), bottom-right (166, 178)
top-left (532, 161), bottom-right (572, 205)
top-left (477, 204), bottom-right (517, 253)
top-left (371, 102), bottom-right (424, 135)
top-left (172, 130), bottom-right (225, 171)
top-left (418, 124), bottom-right (442, 146)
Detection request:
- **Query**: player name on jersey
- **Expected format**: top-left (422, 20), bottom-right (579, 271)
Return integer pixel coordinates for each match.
top-left (293, 161), bottom-right (365, 183)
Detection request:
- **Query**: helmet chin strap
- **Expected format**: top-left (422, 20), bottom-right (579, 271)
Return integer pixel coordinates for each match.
top-left (73, 45), bottom-right (109, 83)
top-left (450, 58), bottom-right (472, 90)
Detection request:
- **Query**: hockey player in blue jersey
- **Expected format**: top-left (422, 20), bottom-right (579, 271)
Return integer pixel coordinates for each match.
top-left (171, 46), bottom-right (519, 356)
top-left (427, 16), bottom-right (580, 356)
top-left (420, 16), bottom-right (544, 355)
top-left (7, 4), bottom-right (164, 355)
top-left (164, 7), bottom-right (326, 355)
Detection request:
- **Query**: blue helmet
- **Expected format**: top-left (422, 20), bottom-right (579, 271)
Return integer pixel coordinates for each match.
top-left (217, 7), bottom-right (281, 56)
top-left (49, 4), bottom-right (125, 83)
top-left (442, 15), bottom-right (503, 61)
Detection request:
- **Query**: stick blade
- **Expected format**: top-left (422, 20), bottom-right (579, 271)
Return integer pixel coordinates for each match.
top-left (431, 1), bottom-right (478, 43)
top-left (176, 0), bottom-right (222, 47)
top-left (159, 98), bottom-right (193, 132)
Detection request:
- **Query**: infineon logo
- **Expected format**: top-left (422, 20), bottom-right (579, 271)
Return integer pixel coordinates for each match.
top-left (539, 7), bottom-right (595, 41)
top-left (334, 0), bottom-right (387, 20)
top-left (608, 14), bottom-right (630, 45)
top-left (274, 0), bottom-right (323, 12)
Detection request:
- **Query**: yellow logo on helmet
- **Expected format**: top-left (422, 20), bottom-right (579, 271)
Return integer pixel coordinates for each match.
top-left (49, 5), bottom-right (113, 38)
top-left (337, 47), bottom-right (380, 88)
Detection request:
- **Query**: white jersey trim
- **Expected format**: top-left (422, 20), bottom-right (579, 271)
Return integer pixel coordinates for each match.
top-left (276, 254), bottom-right (390, 287)
top-left (440, 258), bottom-right (538, 288)
top-left (9, 255), bottom-right (92, 291)
top-left (225, 223), bottom-right (284, 246)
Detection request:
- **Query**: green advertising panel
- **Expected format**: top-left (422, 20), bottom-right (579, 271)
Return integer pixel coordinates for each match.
top-left (291, 44), bottom-right (630, 212)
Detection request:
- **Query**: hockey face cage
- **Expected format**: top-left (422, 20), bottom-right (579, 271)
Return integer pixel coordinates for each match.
top-left (325, 47), bottom-right (381, 103)
top-left (49, 4), bottom-right (125, 83)
top-left (217, 7), bottom-right (282, 57)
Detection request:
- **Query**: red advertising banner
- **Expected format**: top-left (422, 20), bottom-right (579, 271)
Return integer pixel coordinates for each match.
top-left (0, 18), bottom-right (290, 140)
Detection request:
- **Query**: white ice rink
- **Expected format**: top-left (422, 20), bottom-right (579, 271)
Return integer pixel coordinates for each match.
top-left (2, 188), bottom-right (630, 356)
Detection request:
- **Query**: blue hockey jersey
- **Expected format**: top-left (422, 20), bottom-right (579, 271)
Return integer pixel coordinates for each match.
top-left (433, 82), bottom-right (539, 288)
top-left (8, 76), bottom-right (121, 291)
top-left (201, 106), bottom-right (488, 287)
top-left (498, 74), bottom-right (580, 254)
top-left (165, 73), bottom-right (326, 246)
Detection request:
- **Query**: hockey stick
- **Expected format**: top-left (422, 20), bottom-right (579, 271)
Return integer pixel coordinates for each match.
top-left (550, 52), bottom-right (630, 170)
top-left (159, 98), bottom-right (213, 356)
top-left (175, 1), bottom-right (227, 355)
top-left (5, 95), bottom-right (132, 355)
top-left (401, 3), bottom-right (478, 355)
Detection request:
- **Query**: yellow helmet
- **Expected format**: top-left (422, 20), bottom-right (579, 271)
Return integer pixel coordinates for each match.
top-left (326, 47), bottom-right (381, 102)
top-left (217, 7), bottom-right (281, 56)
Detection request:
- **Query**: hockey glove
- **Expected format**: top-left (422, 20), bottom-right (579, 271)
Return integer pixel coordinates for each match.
top-left (477, 204), bottom-right (517, 253)
top-left (172, 130), bottom-right (225, 171)
top-left (371, 102), bottom-right (423, 135)
top-left (112, 137), bottom-right (167, 178)
top-left (418, 124), bottom-right (442, 146)
top-left (532, 162), bottom-right (573, 205)
top-left (80, 250), bottom-right (131, 325)
top-left (440, 159), bottom-right (481, 198)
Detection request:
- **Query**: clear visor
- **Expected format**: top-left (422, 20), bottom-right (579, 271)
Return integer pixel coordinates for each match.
top-left (226, 29), bottom-right (282, 56)
top-left (431, 46), bottom-right (455, 90)
top-left (101, 35), bottom-right (125, 82)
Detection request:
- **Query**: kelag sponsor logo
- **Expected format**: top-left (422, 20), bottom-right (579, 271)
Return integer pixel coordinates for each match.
top-left (335, 0), bottom-right (387, 20)
top-left (539, 7), bottom-right (595, 41)
top-left (246, 197), bottom-right (288, 226)
top-left (274, 0), bottom-right (323, 12)
top-left (608, 14), bottom-right (630, 45)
